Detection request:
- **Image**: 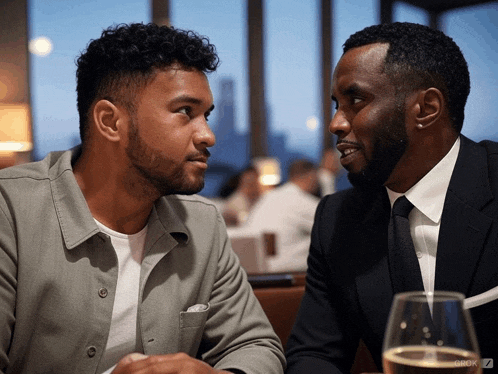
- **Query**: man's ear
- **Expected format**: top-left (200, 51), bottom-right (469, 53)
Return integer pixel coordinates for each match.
top-left (91, 99), bottom-right (127, 143)
top-left (410, 88), bottom-right (445, 130)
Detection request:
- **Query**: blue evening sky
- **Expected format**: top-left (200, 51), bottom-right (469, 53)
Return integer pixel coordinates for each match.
top-left (29, 0), bottom-right (498, 165)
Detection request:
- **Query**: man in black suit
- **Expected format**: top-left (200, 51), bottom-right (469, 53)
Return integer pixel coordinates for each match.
top-left (285, 22), bottom-right (498, 373)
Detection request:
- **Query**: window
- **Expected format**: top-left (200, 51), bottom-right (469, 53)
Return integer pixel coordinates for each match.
top-left (171, 0), bottom-right (248, 197)
top-left (29, 0), bottom-right (148, 160)
top-left (442, 3), bottom-right (498, 141)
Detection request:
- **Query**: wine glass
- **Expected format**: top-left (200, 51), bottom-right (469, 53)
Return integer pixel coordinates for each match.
top-left (383, 291), bottom-right (481, 374)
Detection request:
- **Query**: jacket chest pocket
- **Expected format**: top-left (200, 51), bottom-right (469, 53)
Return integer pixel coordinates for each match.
top-left (178, 304), bottom-right (210, 356)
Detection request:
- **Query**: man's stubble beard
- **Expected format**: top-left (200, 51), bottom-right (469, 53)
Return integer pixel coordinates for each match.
top-left (348, 102), bottom-right (408, 190)
top-left (125, 118), bottom-right (205, 197)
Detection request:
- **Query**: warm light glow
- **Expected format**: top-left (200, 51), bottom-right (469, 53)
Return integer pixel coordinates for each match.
top-left (0, 103), bottom-right (33, 151)
top-left (260, 174), bottom-right (280, 186)
top-left (0, 80), bottom-right (8, 101)
top-left (0, 142), bottom-right (28, 151)
top-left (253, 157), bottom-right (281, 186)
top-left (306, 116), bottom-right (318, 131)
top-left (29, 36), bottom-right (53, 57)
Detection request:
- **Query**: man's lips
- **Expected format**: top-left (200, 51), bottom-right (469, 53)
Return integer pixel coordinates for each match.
top-left (336, 141), bottom-right (361, 158)
top-left (189, 156), bottom-right (209, 163)
top-left (187, 150), bottom-right (210, 168)
top-left (342, 148), bottom-right (359, 156)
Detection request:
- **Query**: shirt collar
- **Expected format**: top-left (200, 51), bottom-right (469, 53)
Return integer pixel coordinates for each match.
top-left (49, 147), bottom-right (100, 249)
top-left (49, 147), bottom-right (189, 249)
top-left (386, 137), bottom-right (460, 223)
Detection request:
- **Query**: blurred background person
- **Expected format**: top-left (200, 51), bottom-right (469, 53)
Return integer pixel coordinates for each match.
top-left (222, 166), bottom-right (261, 226)
top-left (245, 159), bottom-right (320, 273)
top-left (317, 147), bottom-right (342, 197)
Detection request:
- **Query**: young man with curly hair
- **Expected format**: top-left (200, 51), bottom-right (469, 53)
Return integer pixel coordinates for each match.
top-left (286, 22), bottom-right (498, 373)
top-left (0, 23), bottom-right (284, 374)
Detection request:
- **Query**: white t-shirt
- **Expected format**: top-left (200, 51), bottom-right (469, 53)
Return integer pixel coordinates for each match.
top-left (94, 220), bottom-right (147, 374)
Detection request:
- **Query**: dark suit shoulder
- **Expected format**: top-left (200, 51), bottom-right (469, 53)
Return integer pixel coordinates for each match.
top-left (314, 187), bottom-right (389, 263)
top-left (319, 186), bottom-right (386, 223)
top-left (478, 139), bottom-right (498, 155)
top-left (476, 139), bottom-right (498, 195)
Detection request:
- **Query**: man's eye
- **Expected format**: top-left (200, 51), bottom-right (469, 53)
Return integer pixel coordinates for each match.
top-left (178, 107), bottom-right (191, 116)
top-left (352, 97), bottom-right (363, 105)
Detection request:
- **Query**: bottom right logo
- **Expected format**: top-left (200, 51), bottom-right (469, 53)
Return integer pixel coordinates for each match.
top-left (482, 359), bottom-right (494, 369)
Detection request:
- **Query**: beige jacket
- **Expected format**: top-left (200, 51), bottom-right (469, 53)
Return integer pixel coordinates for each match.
top-left (0, 148), bottom-right (284, 374)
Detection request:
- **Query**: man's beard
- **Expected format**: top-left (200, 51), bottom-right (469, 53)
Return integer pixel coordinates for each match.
top-left (348, 105), bottom-right (408, 189)
top-left (125, 119), bottom-right (206, 197)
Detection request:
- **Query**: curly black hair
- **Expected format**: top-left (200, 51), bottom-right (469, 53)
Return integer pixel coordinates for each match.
top-left (344, 22), bottom-right (470, 133)
top-left (76, 23), bottom-right (219, 144)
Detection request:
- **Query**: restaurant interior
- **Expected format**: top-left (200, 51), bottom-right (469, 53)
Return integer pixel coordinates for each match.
top-left (1, 0), bottom-right (496, 372)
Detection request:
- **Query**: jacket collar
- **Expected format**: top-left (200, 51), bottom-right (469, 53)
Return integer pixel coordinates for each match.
top-left (446, 135), bottom-right (493, 210)
top-left (355, 135), bottom-right (494, 337)
top-left (48, 147), bottom-right (189, 250)
top-left (435, 135), bottom-right (494, 294)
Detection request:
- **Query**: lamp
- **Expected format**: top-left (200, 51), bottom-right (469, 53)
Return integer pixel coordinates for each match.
top-left (253, 157), bottom-right (281, 187)
top-left (0, 103), bottom-right (32, 152)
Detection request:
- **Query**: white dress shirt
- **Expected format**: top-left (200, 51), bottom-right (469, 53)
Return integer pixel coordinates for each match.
top-left (386, 137), bottom-right (460, 295)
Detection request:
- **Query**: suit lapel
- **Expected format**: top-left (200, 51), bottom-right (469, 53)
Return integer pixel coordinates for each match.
top-left (355, 190), bottom-right (394, 339)
top-left (435, 137), bottom-right (493, 294)
top-left (355, 137), bottom-right (494, 338)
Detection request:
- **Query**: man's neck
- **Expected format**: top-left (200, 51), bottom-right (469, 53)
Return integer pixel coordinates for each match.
top-left (73, 149), bottom-right (157, 235)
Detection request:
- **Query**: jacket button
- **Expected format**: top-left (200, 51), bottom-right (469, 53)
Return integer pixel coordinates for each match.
top-left (98, 288), bottom-right (108, 298)
top-left (87, 346), bottom-right (97, 357)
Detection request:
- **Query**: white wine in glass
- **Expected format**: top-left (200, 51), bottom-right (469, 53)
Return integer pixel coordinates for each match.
top-left (383, 291), bottom-right (481, 374)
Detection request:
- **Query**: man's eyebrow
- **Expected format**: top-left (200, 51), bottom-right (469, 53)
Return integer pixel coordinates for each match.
top-left (170, 95), bottom-right (215, 112)
top-left (331, 83), bottom-right (363, 102)
top-left (341, 83), bottom-right (363, 97)
top-left (170, 95), bottom-right (205, 106)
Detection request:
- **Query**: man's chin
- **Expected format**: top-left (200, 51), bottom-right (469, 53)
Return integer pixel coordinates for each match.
top-left (347, 170), bottom-right (388, 190)
top-left (167, 178), bottom-right (205, 196)
top-left (174, 185), bottom-right (204, 196)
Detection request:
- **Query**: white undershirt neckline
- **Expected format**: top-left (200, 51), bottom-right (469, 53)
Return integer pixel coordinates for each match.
top-left (386, 137), bottom-right (460, 295)
top-left (94, 219), bottom-right (148, 374)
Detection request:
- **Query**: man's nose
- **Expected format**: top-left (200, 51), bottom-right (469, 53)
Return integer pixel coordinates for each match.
top-left (329, 110), bottom-right (350, 137)
top-left (194, 119), bottom-right (216, 147)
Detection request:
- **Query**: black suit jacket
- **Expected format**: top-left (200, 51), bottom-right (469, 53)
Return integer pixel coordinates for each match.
top-left (285, 136), bottom-right (498, 373)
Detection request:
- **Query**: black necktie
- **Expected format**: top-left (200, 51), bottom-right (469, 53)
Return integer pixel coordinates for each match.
top-left (388, 196), bottom-right (425, 294)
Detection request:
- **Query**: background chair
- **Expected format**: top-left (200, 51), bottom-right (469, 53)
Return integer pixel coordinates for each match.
top-left (249, 273), bottom-right (379, 373)
top-left (249, 273), bottom-right (305, 348)
top-left (227, 227), bottom-right (267, 274)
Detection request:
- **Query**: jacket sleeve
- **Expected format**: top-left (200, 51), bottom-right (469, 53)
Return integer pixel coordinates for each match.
top-left (198, 210), bottom-right (286, 374)
top-left (0, 197), bottom-right (17, 372)
top-left (285, 196), bottom-right (360, 374)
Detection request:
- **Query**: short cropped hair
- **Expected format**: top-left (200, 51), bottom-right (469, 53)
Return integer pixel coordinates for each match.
top-left (76, 23), bottom-right (219, 144)
top-left (344, 22), bottom-right (470, 133)
top-left (288, 159), bottom-right (317, 180)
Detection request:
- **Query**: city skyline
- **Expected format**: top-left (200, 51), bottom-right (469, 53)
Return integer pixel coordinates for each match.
top-left (28, 0), bottom-right (498, 197)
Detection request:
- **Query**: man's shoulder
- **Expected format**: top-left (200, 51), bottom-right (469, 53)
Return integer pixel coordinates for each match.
top-left (462, 137), bottom-right (498, 180)
top-left (0, 149), bottom-right (71, 183)
top-left (478, 139), bottom-right (498, 159)
top-left (317, 186), bottom-right (387, 227)
top-left (321, 186), bottom-right (380, 209)
top-left (475, 140), bottom-right (498, 194)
